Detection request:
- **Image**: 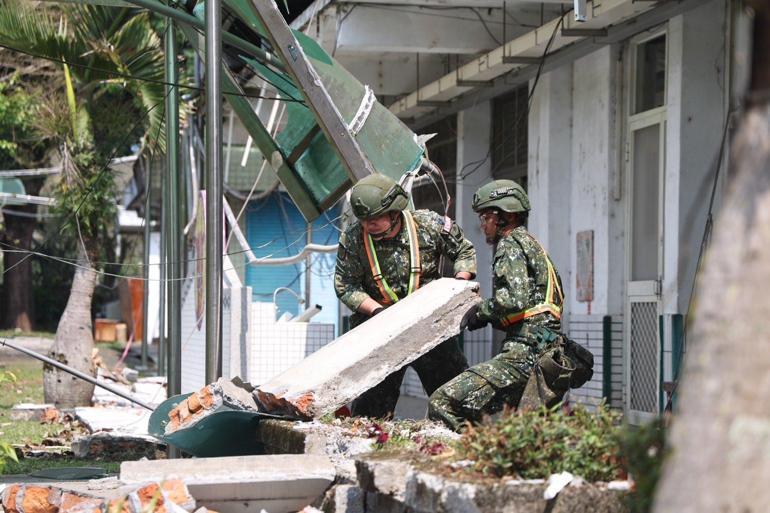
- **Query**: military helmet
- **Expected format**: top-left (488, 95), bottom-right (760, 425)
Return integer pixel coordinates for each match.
top-left (350, 174), bottom-right (409, 220)
top-left (472, 179), bottom-right (530, 213)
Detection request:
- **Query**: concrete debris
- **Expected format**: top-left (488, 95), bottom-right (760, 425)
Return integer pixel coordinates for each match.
top-left (256, 279), bottom-right (480, 419)
top-left (355, 457), bottom-right (630, 513)
top-left (121, 454), bottom-right (335, 513)
top-left (72, 432), bottom-right (164, 460)
top-left (92, 372), bottom-right (166, 409)
top-left (9, 404), bottom-right (57, 422)
top-left (73, 408), bottom-right (151, 438)
top-left (164, 378), bottom-right (258, 435)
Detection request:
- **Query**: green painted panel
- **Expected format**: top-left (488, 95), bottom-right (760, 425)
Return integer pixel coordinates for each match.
top-left (0, 178), bottom-right (25, 195)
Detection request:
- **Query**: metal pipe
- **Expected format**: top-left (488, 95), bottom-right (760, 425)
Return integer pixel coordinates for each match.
top-left (141, 158), bottom-right (151, 370)
top-left (165, 20), bottom-right (183, 402)
top-left (158, 158), bottom-right (167, 376)
top-left (0, 339), bottom-right (154, 411)
top-left (124, 0), bottom-right (286, 74)
top-left (205, 0), bottom-right (223, 384)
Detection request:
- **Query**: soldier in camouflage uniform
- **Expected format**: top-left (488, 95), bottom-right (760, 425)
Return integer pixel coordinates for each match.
top-left (335, 173), bottom-right (477, 419)
top-left (428, 179), bottom-right (566, 431)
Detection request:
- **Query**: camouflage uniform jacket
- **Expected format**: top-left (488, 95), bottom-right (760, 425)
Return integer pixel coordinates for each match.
top-left (476, 226), bottom-right (563, 334)
top-left (334, 209), bottom-right (477, 312)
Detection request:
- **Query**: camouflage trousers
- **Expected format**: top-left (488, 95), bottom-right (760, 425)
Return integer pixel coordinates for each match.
top-left (351, 337), bottom-right (468, 419)
top-left (428, 336), bottom-right (539, 432)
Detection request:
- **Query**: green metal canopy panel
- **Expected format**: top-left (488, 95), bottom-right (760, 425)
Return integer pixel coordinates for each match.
top-left (194, 0), bottom-right (425, 220)
top-left (148, 392), bottom-right (286, 457)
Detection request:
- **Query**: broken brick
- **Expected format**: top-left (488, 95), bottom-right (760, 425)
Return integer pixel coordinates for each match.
top-left (59, 493), bottom-right (105, 513)
top-left (19, 486), bottom-right (61, 513)
top-left (197, 386), bottom-right (215, 409)
top-left (41, 408), bottom-right (60, 424)
top-left (176, 401), bottom-right (191, 423)
top-left (106, 498), bottom-right (130, 513)
top-left (2, 484), bottom-right (21, 513)
top-left (160, 481), bottom-right (194, 512)
top-left (186, 393), bottom-right (202, 413)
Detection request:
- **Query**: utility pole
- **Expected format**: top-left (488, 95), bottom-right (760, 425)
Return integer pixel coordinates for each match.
top-left (205, 0), bottom-right (223, 384)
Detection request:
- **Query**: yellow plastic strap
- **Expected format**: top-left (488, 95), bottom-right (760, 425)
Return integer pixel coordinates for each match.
top-left (499, 249), bottom-right (563, 328)
top-left (363, 211), bottom-right (421, 305)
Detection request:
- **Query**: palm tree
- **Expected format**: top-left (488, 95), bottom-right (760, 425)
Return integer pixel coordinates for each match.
top-left (0, 1), bottom-right (167, 406)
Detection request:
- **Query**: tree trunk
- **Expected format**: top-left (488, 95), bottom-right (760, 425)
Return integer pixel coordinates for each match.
top-left (0, 205), bottom-right (36, 331)
top-left (653, 4), bottom-right (770, 511)
top-left (652, 105), bottom-right (770, 513)
top-left (43, 244), bottom-right (97, 407)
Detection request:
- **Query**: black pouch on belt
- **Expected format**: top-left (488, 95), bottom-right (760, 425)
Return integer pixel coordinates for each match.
top-left (563, 338), bottom-right (595, 389)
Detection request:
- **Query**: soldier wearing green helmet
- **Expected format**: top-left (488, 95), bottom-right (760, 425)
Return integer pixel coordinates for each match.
top-left (428, 179), bottom-right (573, 431)
top-left (334, 173), bottom-right (477, 419)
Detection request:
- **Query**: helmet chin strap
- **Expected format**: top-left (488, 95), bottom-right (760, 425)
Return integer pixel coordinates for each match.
top-left (369, 212), bottom-right (402, 240)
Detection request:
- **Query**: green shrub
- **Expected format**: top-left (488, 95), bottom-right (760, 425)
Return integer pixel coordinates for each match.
top-left (456, 403), bottom-right (623, 481)
top-left (619, 417), bottom-right (666, 513)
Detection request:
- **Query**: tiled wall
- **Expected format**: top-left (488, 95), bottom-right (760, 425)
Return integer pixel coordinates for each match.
top-left (248, 302), bottom-right (336, 386)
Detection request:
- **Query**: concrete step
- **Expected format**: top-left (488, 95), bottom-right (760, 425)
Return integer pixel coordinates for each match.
top-left (120, 454), bottom-right (336, 513)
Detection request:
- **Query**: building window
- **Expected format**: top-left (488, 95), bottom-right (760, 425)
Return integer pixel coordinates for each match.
top-left (492, 84), bottom-right (529, 188)
top-left (634, 34), bottom-right (666, 114)
top-left (413, 115), bottom-right (457, 218)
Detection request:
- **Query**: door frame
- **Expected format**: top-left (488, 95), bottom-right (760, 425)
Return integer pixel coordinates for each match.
top-left (622, 27), bottom-right (668, 424)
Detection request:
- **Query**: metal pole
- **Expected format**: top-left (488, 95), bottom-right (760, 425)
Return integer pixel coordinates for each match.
top-left (165, 20), bottom-right (183, 401)
top-left (141, 158), bottom-right (151, 370)
top-left (205, 0), bottom-right (223, 384)
top-left (305, 223), bottom-right (312, 306)
top-left (0, 339), bottom-right (154, 411)
top-left (158, 162), bottom-right (167, 376)
top-left (165, 21), bottom-right (182, 459)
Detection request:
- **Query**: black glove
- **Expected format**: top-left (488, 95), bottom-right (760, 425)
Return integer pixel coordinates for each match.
top-left (460, 304), bottom-right (487, 331)
top-left (370, 306), bottom-right (385, 317)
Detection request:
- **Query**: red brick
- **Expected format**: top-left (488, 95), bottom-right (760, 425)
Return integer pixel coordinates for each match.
top-left (197, 386), bottom-right (215, 409)
top-left (186, 393), bottom-right (202, 413)
top-left (59, 493), bottom-right (105, 513)
top-left (106, 498), bottom-right (130, 513)
top-left (176, 401), bottom-right (191, 423)
top-left (161, 480), bottom-right (194, 512)
top-left (2, 484), bottom-right (21, 513)
top-left (19, 486), bottom-right (61, 513)
top-left (134, 483), bottom-right (164, 512)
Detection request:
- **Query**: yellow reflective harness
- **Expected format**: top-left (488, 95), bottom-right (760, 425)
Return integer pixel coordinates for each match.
top-left (362, 210), bottom-right (421, 305)
top-left (499, 235), bottom-right (564, 328)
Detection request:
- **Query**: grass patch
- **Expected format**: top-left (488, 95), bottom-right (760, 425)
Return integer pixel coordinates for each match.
top-left (0, 330), bottom-right (55, 340)
top-left (4, 457), bottom-right (122, 476)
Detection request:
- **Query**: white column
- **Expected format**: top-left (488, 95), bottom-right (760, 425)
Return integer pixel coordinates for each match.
top-left (527, 66), bottom-right (573, 293)
top-left (456, 102), bottom-right (494, 363)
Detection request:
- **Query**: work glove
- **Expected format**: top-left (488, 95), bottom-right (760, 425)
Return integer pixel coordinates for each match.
top-left (460, 304), bottom-right (487, 331)
top-left (370, 306), bottom-right (385, 317)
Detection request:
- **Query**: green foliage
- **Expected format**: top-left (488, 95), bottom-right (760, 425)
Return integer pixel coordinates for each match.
top-left (0, 441), bottom-right (19, 474)
top-left (619, 418), bottom-right (667, 513)
top-left (456, 403), bottom-right (624, 481)
top-left (0, 75), bottom-right (46, 169)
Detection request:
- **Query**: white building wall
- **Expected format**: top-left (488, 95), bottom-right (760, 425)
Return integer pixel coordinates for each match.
top-left (665, 0), bottom-right (729, 317)
top-left (527, 45), bottom-right (625, 408)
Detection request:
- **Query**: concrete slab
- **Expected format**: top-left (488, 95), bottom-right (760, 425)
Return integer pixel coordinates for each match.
top-left (120, 454), bottom-right (335, 513)
top-left (256, 279), bottom-right (480, 419)
top-left (73, 407), bottom-right (151, 437)
top-left (9, 404), bottom-right (56, 422)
